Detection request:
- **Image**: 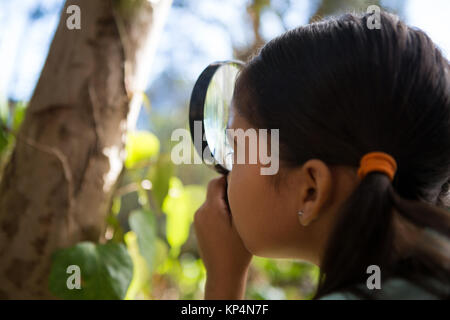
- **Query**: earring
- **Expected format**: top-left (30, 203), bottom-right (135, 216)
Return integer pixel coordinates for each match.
top-left (297, 210), bottom-right (306, 226)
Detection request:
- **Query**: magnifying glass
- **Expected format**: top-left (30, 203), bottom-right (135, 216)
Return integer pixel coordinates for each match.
top-left (189, 60), bottom-right (244, 174)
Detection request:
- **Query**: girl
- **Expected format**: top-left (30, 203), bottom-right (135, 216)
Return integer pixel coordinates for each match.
top-left (193, 11), bottom-right (450, 299)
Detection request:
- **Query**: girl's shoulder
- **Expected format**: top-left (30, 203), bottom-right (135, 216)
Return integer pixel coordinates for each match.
top-left (319, 276), bottom-right (448, 300)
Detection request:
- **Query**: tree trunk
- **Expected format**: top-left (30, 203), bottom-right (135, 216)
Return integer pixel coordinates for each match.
top-left (0, 0), bottom-right (171, 299)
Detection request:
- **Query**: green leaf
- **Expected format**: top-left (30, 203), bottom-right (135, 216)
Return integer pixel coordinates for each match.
top-left (125, 131), bottom-right (160, 169)
top-left (162, 178), bottom-right (206, 255)
top-left (128, 209), bottom-right (157, 270)
top-left (183, 185), bottom-right (207, 216)
top-left (49, 242), bottom-right (133, 300)
top-left (148, 154), bottom-right (174, 207)
top-left (124, 231), bottom-right (151, 299)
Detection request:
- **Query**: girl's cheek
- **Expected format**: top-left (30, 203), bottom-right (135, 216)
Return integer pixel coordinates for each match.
top-left (227, 165), bottom-right (260, 222)
top-left (227, 165), bottom-right (248, 220)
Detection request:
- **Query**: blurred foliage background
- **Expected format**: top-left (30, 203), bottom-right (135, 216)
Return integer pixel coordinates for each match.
top-left (0, 0), bottom-right (448, 299)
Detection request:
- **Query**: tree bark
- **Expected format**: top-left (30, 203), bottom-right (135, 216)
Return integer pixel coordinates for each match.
top-left (0, 0), bottom-right (171, 299)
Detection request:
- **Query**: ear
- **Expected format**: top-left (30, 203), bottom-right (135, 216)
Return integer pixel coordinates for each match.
top-left (296, 159), bottom-right (332, 226)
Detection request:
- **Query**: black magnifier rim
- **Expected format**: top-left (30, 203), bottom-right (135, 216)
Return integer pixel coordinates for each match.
top-left (189, 60), bottom-right (244, 174)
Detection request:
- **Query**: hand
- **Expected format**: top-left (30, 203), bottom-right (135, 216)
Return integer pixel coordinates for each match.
top-left (194, 175), bottom-right (253, 299)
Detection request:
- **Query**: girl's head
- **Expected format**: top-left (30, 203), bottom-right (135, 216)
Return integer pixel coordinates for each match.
top-left (226, 11), bottom-right (450, 296)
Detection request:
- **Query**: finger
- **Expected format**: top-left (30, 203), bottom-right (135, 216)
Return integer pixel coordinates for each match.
top-left (206, 176), bottom-right (227, 199)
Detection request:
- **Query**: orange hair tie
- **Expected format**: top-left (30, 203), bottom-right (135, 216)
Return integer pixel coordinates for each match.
top-left (357, 151), bottom-right (397, 181)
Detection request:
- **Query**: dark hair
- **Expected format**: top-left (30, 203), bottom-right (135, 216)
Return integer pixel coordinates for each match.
top-left (233, 11), bottom-right (450, 298)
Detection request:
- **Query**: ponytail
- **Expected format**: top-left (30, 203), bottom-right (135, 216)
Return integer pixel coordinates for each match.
top-left (391, 188), bottom-right (450, 236)
top-left (315, 172), bottom-right (395, 297)
top-left (315, 172), bottom-right (450, 299)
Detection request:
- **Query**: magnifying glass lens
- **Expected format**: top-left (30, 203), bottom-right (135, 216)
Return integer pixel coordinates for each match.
top-left (204, 63), bottom-right (240, 171)
top-left (189, 60), bottom-right (244, 173)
